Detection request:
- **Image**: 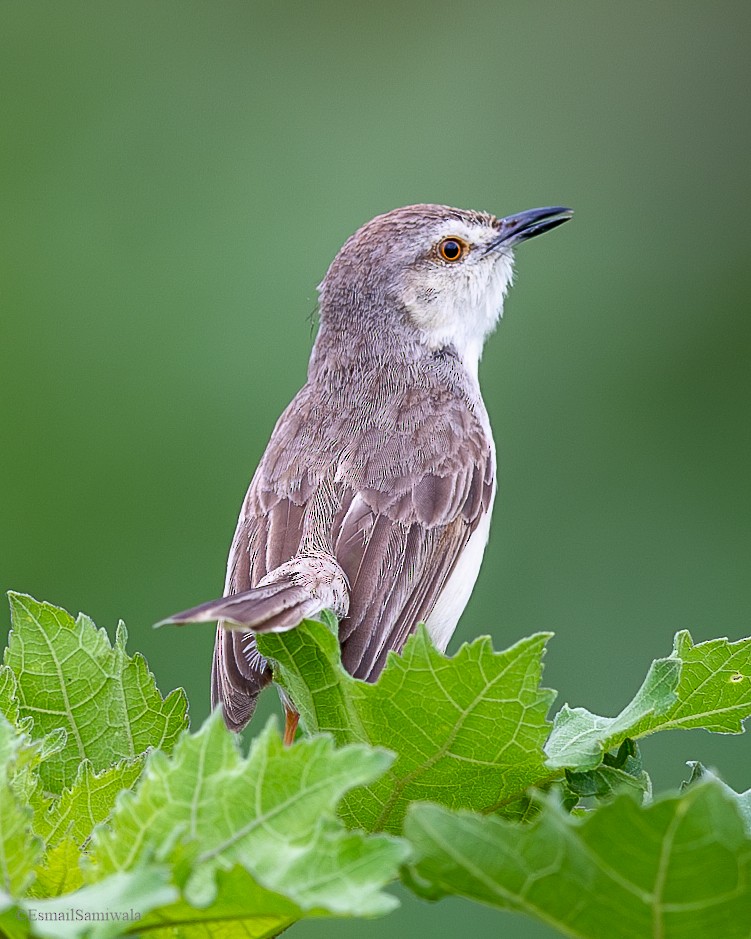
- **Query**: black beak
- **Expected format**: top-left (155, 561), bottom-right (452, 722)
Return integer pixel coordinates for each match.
top-left (488, 206), bottom-right (573, 251)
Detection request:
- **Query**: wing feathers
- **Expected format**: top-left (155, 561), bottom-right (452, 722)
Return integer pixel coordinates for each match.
top-left (207, 357), bottom-right (494, 731)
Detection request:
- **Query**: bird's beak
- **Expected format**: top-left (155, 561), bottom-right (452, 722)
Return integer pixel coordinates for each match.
top-left (487, 206), bottom-right (573, 251)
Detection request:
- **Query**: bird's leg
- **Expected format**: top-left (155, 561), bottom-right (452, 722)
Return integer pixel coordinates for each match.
top-left (283, 706), bottom-right (300, 746)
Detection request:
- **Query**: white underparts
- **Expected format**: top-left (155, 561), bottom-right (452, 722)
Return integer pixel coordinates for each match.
top-left (424, 493), bottom-right (495, 651)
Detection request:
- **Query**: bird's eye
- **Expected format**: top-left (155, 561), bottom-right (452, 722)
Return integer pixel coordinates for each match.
top-left (437, 237), bottom-right (468, 262)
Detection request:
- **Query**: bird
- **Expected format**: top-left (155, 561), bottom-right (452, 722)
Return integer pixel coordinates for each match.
top-left (163, 202), bottom-right (572, 743)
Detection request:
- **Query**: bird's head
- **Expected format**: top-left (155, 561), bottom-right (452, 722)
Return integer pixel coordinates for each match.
top-left (317, 203), bottom-right (572, 377)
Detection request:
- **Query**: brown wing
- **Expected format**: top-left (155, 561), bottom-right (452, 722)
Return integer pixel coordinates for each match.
top-left (213, 354), bottom-right (494, 724)
top-left (333, 455), bottom-right (492, 679)
top-left (211, 495), bottom-right (309, 729)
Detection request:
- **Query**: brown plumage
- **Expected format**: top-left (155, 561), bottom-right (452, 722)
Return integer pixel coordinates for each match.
top-left (164, 203), bottom-right (572, 734)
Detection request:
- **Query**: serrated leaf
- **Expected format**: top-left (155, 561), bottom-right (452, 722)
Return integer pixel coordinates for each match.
top-left (34, 757), bottom-right (145, 854)
top-left (546, 631), bottom-right (751, 771)
top-left (644, 631), bottom-right (751, 733)
top-left (405, 779), bottom-right (751, 939)
top-left (4, 593), bottom-right (189, 793)
top-left (0, 715), bottom-right (43, 896)
top-left (89, 711), bottom-right (407, 920)
top-left (258, 620), bottom-right (556, 832)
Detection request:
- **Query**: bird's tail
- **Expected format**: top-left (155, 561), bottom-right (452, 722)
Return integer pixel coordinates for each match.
top-left (161, 553), bottom-right (349, 633)
top-left (211, 625), bottom-right (271, 732)
top-left (164, 576), bottom-right (323, 633)
top-left (159, 553), bottom-right (349, 733)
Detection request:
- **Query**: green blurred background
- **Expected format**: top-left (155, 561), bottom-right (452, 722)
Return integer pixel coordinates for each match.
top-left (2, 3), bottom-right (750, 935)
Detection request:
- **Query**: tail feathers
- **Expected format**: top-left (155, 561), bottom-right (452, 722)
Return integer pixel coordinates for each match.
top-left (207, 583), bottom-right (319, 731)
top-left (164, 553), bottom-right (350, 734)
top-left (211, 626), bottom-right (271, 732)
top-left (164, 552), bottom-right (349, 633)
top-left (163, 577), bottom-right (318, 633)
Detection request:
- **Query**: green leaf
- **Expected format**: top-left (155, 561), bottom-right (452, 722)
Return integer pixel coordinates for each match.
top-left (28, 864), bottom-right (376, 939)
top-left (28, 837), bottom-right (84, 897)
top-left (405, 779), bottom-right (751, 939)
top-left (258, 619), bottom-right (556, 832)
top-left (563, 739), bottom-right (651, 801)
top-left (546, 631), bottom-right (751, 771)
top-left (0, 667), bottom-right (19, 726)
top-left (89, 711), bottom-right (408, 920)
top-left (0, 896), bottom-right (30, 939)
top-left (0, 714), bottom-right (43, 896)
top-left (644, 631), bottom-right (751, 733)
top-left (11, 866), bottom-right (177, 939)
top-left (4, 593), bottom-right (189, 793)
top-left (683, 763), bottom-right (751, 838)
top-left (33, 758), bottom-right (145, 850)
top-left (132, 865), bottom-right (315, 939)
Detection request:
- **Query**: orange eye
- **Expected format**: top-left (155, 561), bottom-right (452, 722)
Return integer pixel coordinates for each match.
top-left (437, 237), bottom-right (467, 262)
